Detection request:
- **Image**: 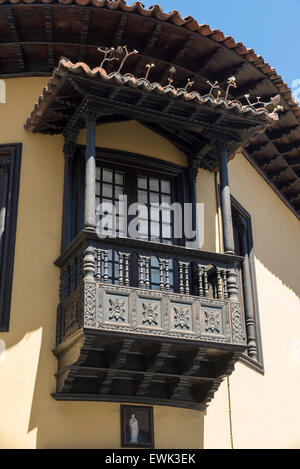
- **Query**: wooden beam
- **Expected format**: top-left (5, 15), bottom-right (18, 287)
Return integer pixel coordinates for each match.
top-left (234, 77), bottom-right (267, 100)
top-left (112, 14), bottom-right (128, 48)
top-left (78, 9), bottom-right (91, 63)
top-left (182, 348), bottom-right (208, 376)
top-left (217, 62), bottom-right (248, 88)
top-left (99, 339), bottom-right (134, 394)
top-left (44, 6), bottom-right (54, 71)
top-left (136, 344), bottom-right (171, 396)
top-left (266, 125), bottom-right (298, 142)
top-left (194, 47), bottom-right (222, 76)
top-left (134, 23), bottom-right (162, 77)
top-left (170, 376), bottom-right (190, 400)
top-left (3, 6), bottom-right (25, 72)
top-left (171, 34), bottom-right (194, 63)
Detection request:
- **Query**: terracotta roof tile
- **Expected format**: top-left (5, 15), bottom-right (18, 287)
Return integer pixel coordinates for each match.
top-left (0, 0), bottom-right (297, 123)
top-left (24, 57), bottom-right (281, 132)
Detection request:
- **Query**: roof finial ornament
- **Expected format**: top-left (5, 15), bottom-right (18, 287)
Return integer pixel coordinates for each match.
top-left (225, 76), bottom-right (237, 100)
top-left (117, 46), bottom-right (139, 74)
top-left (97, 46), bottom-right (121, 69)
top-left (244, 93), bottom-right (283, 113)
top-left (144, 63), bottom-right (155, 81)
top-left (207, 80), bottom-right (221, 98)
top-left (167, 67), bottom-right (176, 87)
top-left (185, 78), bottom-right (194, 91)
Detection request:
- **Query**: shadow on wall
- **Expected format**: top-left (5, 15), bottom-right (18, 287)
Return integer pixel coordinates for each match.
top-left (230, 155), bottom-right (300, 301)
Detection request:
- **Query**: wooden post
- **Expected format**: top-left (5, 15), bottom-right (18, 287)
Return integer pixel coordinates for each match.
top-left (61, 130), bottom-right (77, 251)
top-left (238, 215), bottom-right (258, 360)
top-left (84, 110), bottom-right (97, 230)
top-left (218, 142), bottom-right (235, 254)
top-left (0, 163), bottom-right (9, 259)
top-left (186, 166), bottom-right (198, 248)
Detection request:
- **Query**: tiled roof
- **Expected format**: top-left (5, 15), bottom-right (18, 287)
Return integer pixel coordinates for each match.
top-left (1, 0), bottom-right (299, 121)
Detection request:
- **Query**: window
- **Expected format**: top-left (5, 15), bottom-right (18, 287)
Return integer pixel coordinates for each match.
top-left (69, 147), bottom-right (187, 291)
top-left (231, 197), bottom-right (264, 372)
top-left (0, 144), bottom-right (22, 331)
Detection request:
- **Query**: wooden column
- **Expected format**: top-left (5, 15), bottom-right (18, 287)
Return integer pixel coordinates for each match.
top-left (61, 131), bottom-right (77, 251)
top-left (0, 161), bottom-right (10, 265)
top-left (218, 143), bottom-right (235, 254)
top-left (238, 215), bottom-right (258, 360)
top-left (84, 110), bottom-right (97, 231)
top-left (186, 165), bottom-right (199, 248)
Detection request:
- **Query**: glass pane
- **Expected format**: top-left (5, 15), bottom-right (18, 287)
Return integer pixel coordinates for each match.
top-left (138, 190), bottom-right (148, 204)
top-left (149, 192), bottom-right (159, 204)
top-left (151, 221), bottom-right (160, 237)
top-left (162, 223), bottom-right (171, 238)
top-left (161, 209), bottom-right (171, 223)
top-left (149, 178), bottom-right (159, 191)
top-left (138, 220), bottom-right (148, 236)
top-left (96, 167), bottom-right (101, 180)
top-left (161, 180), bottom-right (171, 193)
top-left (151, 269), bottom-right (160, 283)
top-left (115, 185), bottom-right (123, 199)
top-left (161, 194), bottom-right (171, 205)
top-left (102, 183), bottom-right (113, 198)
top-left (151, 256), bottom-right (159, 268)
top-left (150, 206), bottom-right (160, 221)
top-left (96, 182), bottom-right (101, 197)
top-left (138, 176), bottom-right (147, 189)
top-left (103, 169), bottom-right (113, 183)
top-left (102, 198), bottom-right (114, 213)
top-left (115, 172), bottom-right (124, 185)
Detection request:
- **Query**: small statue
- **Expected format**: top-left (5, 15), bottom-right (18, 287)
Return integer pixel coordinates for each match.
top-left (129, 413), bottom-right (139, 443)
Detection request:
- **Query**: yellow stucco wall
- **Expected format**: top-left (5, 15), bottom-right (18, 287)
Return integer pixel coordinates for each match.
top-left (204, 153), bottom-right (300, 449)
top-left (1, 76), bottom-right (300, 449)
top-left (0, 77), bottom-right (204, 449)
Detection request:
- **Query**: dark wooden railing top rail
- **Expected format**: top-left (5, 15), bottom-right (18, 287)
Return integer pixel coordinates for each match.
top-left (55, 229), bottom-right (244, 268)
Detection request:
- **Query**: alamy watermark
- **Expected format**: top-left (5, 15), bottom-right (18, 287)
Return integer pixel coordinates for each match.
top-left (0, 79), bottom-right (6, 104)
top-left (292, 79), bottom-right (300, 104)
top-left (0, 339), bottom-right (6, 364)
top-left (96, 197), bottom-right (205, 248)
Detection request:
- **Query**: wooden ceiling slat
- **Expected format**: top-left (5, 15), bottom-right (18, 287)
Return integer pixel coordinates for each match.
top-left (78, 9), bottom-right (91, 63)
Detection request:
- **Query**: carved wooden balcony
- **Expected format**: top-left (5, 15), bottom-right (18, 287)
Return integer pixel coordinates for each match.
top-left (53, 230), bottom-right (246, 410)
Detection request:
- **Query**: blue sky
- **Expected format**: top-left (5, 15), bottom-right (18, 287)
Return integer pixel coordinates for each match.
top-left (140, 0), bottom-right (299, 92)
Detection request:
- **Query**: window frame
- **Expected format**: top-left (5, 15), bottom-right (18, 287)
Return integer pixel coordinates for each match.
top-left (70, 146), bottom-right (188, 243)
top-left (0, 143), bottom-right (22, 332)
top-left (231, 195), bottom-right (264, 374)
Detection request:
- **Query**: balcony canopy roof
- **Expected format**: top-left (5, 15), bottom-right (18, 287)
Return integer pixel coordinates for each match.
top-left (24, 56), bottom-right (280, 170)
top-left (1, 0), bottom-right (300, 217)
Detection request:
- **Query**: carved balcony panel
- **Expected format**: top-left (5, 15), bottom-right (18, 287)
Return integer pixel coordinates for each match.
top-left (53, 230), bottom-right (246, 410)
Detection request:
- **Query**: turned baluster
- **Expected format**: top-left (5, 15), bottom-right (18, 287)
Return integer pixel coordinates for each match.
top-left (178, 262), bottom-right (184, 294)
top-left (139, 256), bottom-right (145, 289)
top-left (217, 268), bottom-right (223, 300)
top-left (204, 269), bottom-right (209, 297)
top-left (223, 269), bottom-right (228, 299)
top-left (198, 265), bottom-right (204, 297)
top-left (184, 262), bottom-right (190, 295)
top-left (124, 253), bottom-right (130, 286)
top-left (159, 258), bottom-right (165, 291)
top-left (103, 250), bottom-right (109, 283)
top-left (144, 256), bottom-right (151, 290)
top-left (118, 252), bottom-right (124, 286)
top-left (95, 249), bottom-right (102, 282)
top-left (164, 260), bottom-right (170, 292)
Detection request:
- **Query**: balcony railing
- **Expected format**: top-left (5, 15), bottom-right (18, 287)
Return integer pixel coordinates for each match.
top-left (53, 230), bottom-right (246, 409)
top-left (56, 230), bottom-right (246, 347)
